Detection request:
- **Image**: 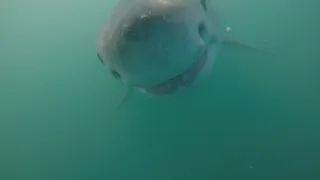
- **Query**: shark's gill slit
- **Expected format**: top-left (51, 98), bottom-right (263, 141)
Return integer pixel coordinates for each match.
top-left (97, 53), bottom-right (105, 65)
top-left (111, 70), bottom-right (121, 78)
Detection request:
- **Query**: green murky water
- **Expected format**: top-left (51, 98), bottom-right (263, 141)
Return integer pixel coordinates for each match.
top-left (1, 0), bottom-right (320, 179)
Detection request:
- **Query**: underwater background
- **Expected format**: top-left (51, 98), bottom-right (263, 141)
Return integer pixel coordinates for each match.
top-left (1, 0), bottom-right (319, 179)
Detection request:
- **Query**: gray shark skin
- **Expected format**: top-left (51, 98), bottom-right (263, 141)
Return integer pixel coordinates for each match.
top-left (96, 0), bottom-right (223, 108)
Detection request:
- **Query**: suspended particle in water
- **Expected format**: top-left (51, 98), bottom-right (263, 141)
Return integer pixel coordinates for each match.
top-left (225, 26), bottom-right (231, 32)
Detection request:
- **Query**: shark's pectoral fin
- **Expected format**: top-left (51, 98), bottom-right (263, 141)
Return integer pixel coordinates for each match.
top-left (115, 88), bottom-right (134, 110)
top-left (222, 39), bottom-right (275, 56)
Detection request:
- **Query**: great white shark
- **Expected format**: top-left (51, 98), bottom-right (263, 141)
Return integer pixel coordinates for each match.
top-left (96, 0), bottom-right (268, 109)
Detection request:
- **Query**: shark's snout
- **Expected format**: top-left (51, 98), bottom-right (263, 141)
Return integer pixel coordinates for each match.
top-left (121, 15), bottom-right (163, 43)
top-left (97, 0), bottom-right (221, 94)
top-left (115, 12), bottom-right (202, 87)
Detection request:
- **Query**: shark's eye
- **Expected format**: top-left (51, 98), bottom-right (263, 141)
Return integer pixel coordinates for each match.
top-left (198, 22), bottom-right (206, 39)
top-left (97, 53), bottom-right (105, 65)
top-left (199, 22), bottom-right (217, 44)
top-left (201, 0), bottom-right (207, 12)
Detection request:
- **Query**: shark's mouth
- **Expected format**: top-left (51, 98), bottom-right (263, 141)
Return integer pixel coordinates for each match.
top-left (144, 49), bottom-right (208, 95)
